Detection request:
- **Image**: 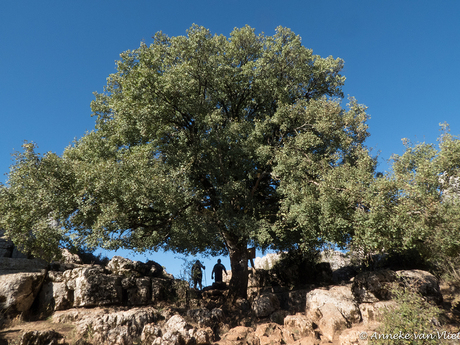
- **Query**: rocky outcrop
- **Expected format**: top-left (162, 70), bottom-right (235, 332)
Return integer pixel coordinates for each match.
top-left (359, 300), bottom-right (397, 325)
top-left (352, 269), bottom-right (443, 305)
top-left (18, 330), bottom-right (62, 345)
top-left (283, 313), bottom-right (314, 341)
top-left (107, 255), bottom-right (165, 278)
top-left (252, 293), bottom-right (280, 318)
top-left (396, 269), bottom-right (443, 304)
top-left (33, 256), bottom-right (182, 317)
top-left (218, 326), bottom-right (259, 345)
top-left (0, 243), bottom-right (450, 345)
top-left (64, 266), bottom-right (123, 307)
top-left (306, 285), bottom-right (361, 342)
top-left (52, 306), bottom-right (159, 344)
top-left (0, 257), bottom-right (48, 316)
top-left (254, 323), bottom-right (285, 345)
top-left (140, 314), bottom-right (214, 345)
top-left (352, 269), bottom-right (397, 303)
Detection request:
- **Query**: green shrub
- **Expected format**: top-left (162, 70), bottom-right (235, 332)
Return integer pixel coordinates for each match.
top-left (373, 284), bottom-right (448, 344)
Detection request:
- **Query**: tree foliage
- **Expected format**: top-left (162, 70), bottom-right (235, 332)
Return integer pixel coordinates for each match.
top-left (351, 124), bottom-right (460, 267)
top-left (0, 25), bottom-right (373, 297)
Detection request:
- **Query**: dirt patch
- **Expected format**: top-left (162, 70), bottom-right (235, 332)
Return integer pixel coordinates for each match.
top-left (0, 320), bottom-right (76, 344)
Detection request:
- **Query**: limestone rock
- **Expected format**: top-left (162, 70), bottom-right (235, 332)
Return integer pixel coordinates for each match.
top-left (63, 266), bottom-right (122, 307)
top-left (141, 323), bottom-right (162, 344)
top-left (283, 313), bottom-right (314, 341)
top-left (187, 308), bottom-right (212, 327)
top-left (0, 257), bottom-right (47, 272)
top-left (107, 256), bottom-right (163, 278)
top-left (255, 323), bottom-right (284, 345)
top-left (285, 289), bottom-right (308, 314)
top-left (396, 269), bottom-right (443, 304)
top-left (220, 326), bottom-right (258, 345)
top-left (0, 257), bottom-right (48, 316)
top-left (211, 307), bottom-right (224, 322)
top-left (121, 276), bottom-right (151, 306)
top-left (338, 328), bottom-right (370, 345)
top-left (36, 274), bottom-right (73, 314)
top-left (0, 272), bottom-right (47, 315)
top-left (252, 293), bottom-right (280, 318)
top-left (306, 285), bottom-right (361, 342)
top-left (60, 248), bottom-right (83, 264)
top-left (269, 310), bottom-right (288, 325)
top-left (53, 306), bottom-right (159, 344)
top-left (359, 301), bottom-right (397, 325)
top-left (143, 314), bottom-right (214, 345)
top-left (352, 270), bottom-right (397, 303)
top-left (321, 250), bottom-right (357, 283)
top-left (107, 256), bottom-right (137, 276)
top-left (18, 330), bottom-right (62, 345)
top-left (190, 327), bottom-right (213, 345)
top-left (171, 279), bottom-right (189, 307)
top-left (160, 314), bottom-right (194, 345)
top-left (152, 278), bottom-right (173, 303)
top-left (254, 253), bottom-right (282, 270)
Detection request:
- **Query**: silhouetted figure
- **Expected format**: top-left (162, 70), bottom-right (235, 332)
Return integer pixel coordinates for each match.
top-left (191, 260), bottom-right (205, 289)
top-left (212, 259), bottom-right (227, 283)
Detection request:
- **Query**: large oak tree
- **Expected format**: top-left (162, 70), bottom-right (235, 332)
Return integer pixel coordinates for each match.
top-left (0, 25), bottom-right (373, 298)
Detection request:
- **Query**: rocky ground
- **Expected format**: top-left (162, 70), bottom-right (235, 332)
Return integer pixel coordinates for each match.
top-left (0, 237), bottom-right (459, 345)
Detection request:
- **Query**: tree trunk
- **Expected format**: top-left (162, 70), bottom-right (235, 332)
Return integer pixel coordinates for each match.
top-left (225, 235), bottom-right (249, 299)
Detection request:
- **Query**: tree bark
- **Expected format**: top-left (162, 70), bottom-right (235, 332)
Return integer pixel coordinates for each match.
top-left (225, 235), bottom-right (249, 300)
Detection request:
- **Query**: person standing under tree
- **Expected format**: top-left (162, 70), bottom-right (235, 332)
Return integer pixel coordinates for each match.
top-left (191, 260), bottom-right (205, 290)
top-left (212, 259), bottom-right (227, 283)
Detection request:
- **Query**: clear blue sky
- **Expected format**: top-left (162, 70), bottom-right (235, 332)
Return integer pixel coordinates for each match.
top-left (1, 1), bottom-right (459, 279)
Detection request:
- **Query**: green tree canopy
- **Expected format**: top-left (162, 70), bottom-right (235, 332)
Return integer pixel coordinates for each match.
top-left (0, 25), bottom-right (373, 297)
top-left (351, 124), bottom-right (460, 267)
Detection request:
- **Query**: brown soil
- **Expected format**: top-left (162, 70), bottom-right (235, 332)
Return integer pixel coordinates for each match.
top-left (0, 320), bottom-right (76, 344)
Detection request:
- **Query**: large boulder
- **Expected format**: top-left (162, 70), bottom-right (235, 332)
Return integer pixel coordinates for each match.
top-left (306, 285), bottom-right (361, 342)
top-left (160, 315), bottom-right (193, 344)
top-left (107, 256), bottom-right (163, 278)
top-left (152, 277), bottom-right (173, 303)
top-left (121, 276), bottom-right (151, 306)
top-left (141, 323), bottom-right (162, 344)
top-left (252, 293), bottom-right (280, 318)
top-left (283, 313), bottom-right (314, 341)
top-left (63, 266), bottom-right (122, 307)
top-left (53, 306), bottom-right (159, 344)
top-left (0, 257), bottom-right (47, 272)
top-left (359, 301), bottom-right (397, 325)
top-left (338, 327), bottom-right (376, 345)
top-left (219, 326), bottom-right (258, 345)
top-left (281, 289), bottom-right (308, 314)
top-left (255, 323), bottom-right (284, 345)
top-left (36, 271), bottom-right (73, 314)
top-left (18, 330), bottom-right (62, 345)
top-left (352, 269), bottom-right (442, 305)
top-left (148, 314), bottom-right (213, 345)
top-left (187, 308), bottom-right (212, 327)
top-left (352, 270), bottom-right (397, 303)
top-left (0, 257), bottom-right (48, 316)
top-left (396, 269), bottom-right (443, 304)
